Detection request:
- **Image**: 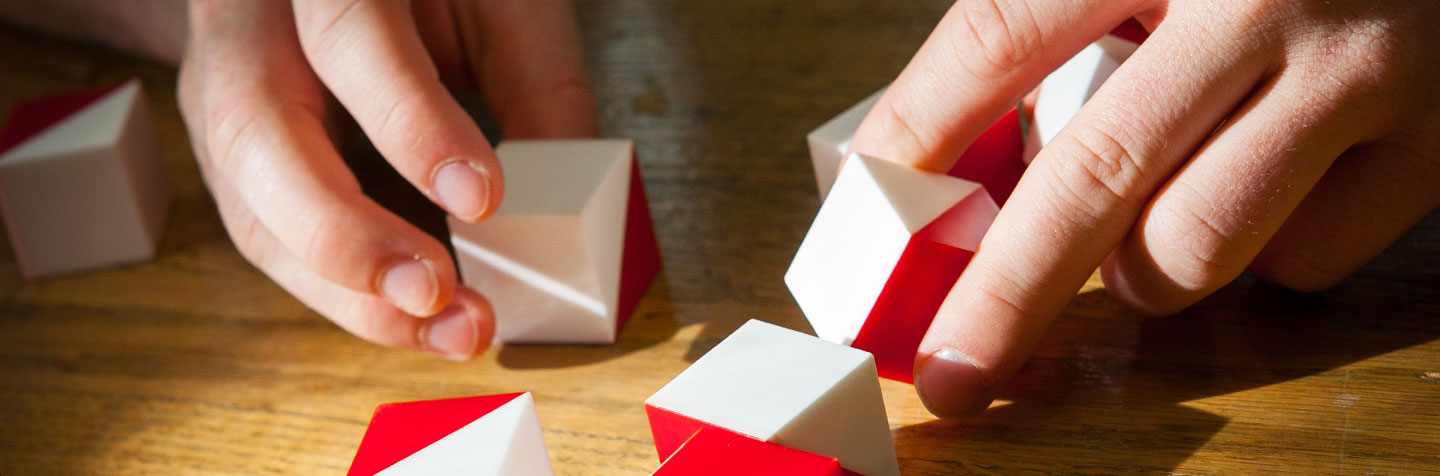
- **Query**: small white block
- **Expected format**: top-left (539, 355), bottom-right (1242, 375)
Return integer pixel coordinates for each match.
top-left (377, 394), bottom-right (553, 476)
top-left (0, 80), bottom-right (171, 278)
top-left (449, 140), bottom-right (634, 344)
top-left (1027, 35), bottom-right (1140, 162)
top-left (807, 87), bottom-right (886, 200)
top-left (785, 154), bottom-right (994, 347)
top-left (646, 320), bottom-right (899, 476)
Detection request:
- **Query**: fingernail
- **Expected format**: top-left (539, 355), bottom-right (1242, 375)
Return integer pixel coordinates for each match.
top-left (915, 348), bottom-right (991, 419)
top-left (433, 159), bottom-right (490, 222)
top-left (380, 258), bottom-right (438, 315)
top-left (420, 303), bottom-right (478, 361)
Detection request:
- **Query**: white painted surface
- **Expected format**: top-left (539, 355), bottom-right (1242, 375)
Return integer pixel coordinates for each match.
top-left (0, 80), bottom-right (170, 278)
top-left (807, 87), bottom-right (885, 200)
top-left (646, 320), bottom-right (898, 476)
top-left (448, 140), bottom-right (633, 343)
top-left (1028, 35), bottom-right (1140, 162)
top-left (378, 393), bottom-right (554, 476)
top-left (784, 154), bottom-right (982, 345)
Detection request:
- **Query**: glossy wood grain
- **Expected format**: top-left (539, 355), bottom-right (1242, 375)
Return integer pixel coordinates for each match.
top-left (1, 2), bottom-right (1437, 474)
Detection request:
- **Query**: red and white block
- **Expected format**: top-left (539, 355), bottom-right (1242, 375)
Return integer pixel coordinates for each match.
top-left (0, 79), bottom-right (171, 279)
top-left (651, 427), bottom-right (841, 476)
top-left (645, 320), bottom-right (899, 476)
top-left (785, 154), bottom-right (999, 383)
top-left (348, 393), bottom-right (553, 476)
top-left (1025, 21), bottom-right (1148, 163)
top-left (806, 86), bottom-right (1026, 206)
top-left (448, 139), bottom-right (661, 344)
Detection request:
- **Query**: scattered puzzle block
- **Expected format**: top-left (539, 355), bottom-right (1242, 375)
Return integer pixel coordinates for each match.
top-left (807, 88), bottom-right (1024, 205)
top-left (785, 154), bottom-right (998, 383)
top-left (348, 392), bottom-right (553, 476)
top-left (807, 87), bottom-right (885, 201)
top-left (448, 139), bottom-right (661, 344)
top-left (645, 320), bottom-right (899, 476)
top-left (0, 79), bottom-right (170, 279)
top-left (1026, 30), bottom-right (1143, 163)
top-left (651, 427), bottom-right (841, 476)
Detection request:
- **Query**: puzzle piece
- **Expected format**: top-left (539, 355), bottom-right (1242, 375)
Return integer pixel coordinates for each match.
top-left (348, 392), bottom-right (553, 476)
top-left (806, 88), bottom-right (1024, 206)
top-left (0, 79), bottom-right (171, 279)
top-left (651, 427), bottom-right (841, 476)
top-left (448, 139), bottom-right (661, 344)
top-left (1026, 26), bottom-right (1145, 163)
top-left (807, 88), bottom-right (884, 201)
top-left (785, 154), bottom-right (998, 383)
top-left (646, 320), bottom-right (899, 476)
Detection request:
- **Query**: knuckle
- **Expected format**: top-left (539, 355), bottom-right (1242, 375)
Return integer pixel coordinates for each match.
top-left (204, 105), bottom-right (264, 176)
top-left (876, 98), bottom-right (939, 162)
top-left (298, 0), bottom-right (367, 57)
top-left (1045, 124), bottom-right (1150, 219)
top-left (1145, 195), bottom-right (1245, 291)
top-left (949, 0), bottom-right (1042, 81)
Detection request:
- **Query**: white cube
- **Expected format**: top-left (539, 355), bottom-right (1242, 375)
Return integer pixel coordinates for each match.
top-left (785, 154), bottom-right (997, 382)
top-left (348, 392), bottom-right (554, 476)
top-left (646, 320), bottom-right (899, 476)
top-left (0, 80), bottom-right (171, 279)
top-left (448, 139), bottom-right (660, 344)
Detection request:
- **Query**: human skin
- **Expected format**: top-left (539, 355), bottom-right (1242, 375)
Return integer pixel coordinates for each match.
top-left (176, 0), bottom-right (597, 361)
top-left (849, 0), bottom-right (1440, 418)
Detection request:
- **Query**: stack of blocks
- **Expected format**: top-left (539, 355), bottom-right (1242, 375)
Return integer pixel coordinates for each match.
top-left (448, 139), bottom-right (660, 344)
top-left (0, 79), bottom-right (170, 279)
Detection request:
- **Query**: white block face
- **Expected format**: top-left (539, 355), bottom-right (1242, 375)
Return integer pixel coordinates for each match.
top-left (807, 87), bottom-right (885, 200)
top-left (448, 139), bottom-right (633, 344)
top-left (785, 154), bottom-right (984, 345)
top-left (1029, 35), bottom-right (1140, 161)
top-left (646, 320), bottom-right (899, 476)
top-left (377, 393), bottom-right (554, 476)
top-left (0, 80), bottom-right (171, 278)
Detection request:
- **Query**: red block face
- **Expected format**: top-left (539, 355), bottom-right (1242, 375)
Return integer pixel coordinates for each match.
top-left (347, 393), bottom-right (554, 475)
top-left (651, 427), bottom-right (841, 476)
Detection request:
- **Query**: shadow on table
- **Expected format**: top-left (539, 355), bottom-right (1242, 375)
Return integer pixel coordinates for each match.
top-left (893, 257), bottom-right (1440, 474)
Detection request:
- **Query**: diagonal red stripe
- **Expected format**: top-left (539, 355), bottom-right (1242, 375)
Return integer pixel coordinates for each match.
top-left (347, 393), bottom-right (525, 475)
top-left (0, 82), bottom-right (126, 159)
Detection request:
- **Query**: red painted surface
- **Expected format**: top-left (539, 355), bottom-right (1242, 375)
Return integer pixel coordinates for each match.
top-left (945, 108), bottom-right (1024, 206)
top-left (0, 83), bottom-right (124, 158)
top-left (646, 403), bottom-right (730, 462)
top-left (850, 191), bottom-right (996, 383)
top-left (347, 393), bottom-right (524, 476)
top-left (1110, 18), bottom-right (1150, 44)
top-left (651, 427), bottom-right (841, 476)
top-left (850, 239), bottom-right (973, 383)
top-left (616, 155), bottom-right (661, 334)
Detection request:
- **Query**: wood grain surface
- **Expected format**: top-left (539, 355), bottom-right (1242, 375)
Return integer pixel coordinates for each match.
top-left (1, 2), bottom-right (1438, 475)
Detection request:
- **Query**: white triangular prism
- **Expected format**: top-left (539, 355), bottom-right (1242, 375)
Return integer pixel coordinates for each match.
top-left (3, 81), bottom-right (139, 165)
top-left (448, 139), bottom-right (633, 343)
top-left (377, 393), bottom-right (554, 476)
top-left (646, 320), bottom-right (898, 476)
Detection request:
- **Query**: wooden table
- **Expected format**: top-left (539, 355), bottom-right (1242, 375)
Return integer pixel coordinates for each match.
top-left (2, 3), bottom-right (1437, 474)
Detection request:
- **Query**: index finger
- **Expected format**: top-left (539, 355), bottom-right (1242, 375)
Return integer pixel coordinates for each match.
top-left (900, 7), bottom-right (1271, 417)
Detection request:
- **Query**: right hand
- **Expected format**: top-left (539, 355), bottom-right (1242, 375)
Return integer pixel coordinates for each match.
top-left (177, 0), bottom-right (597, 360)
